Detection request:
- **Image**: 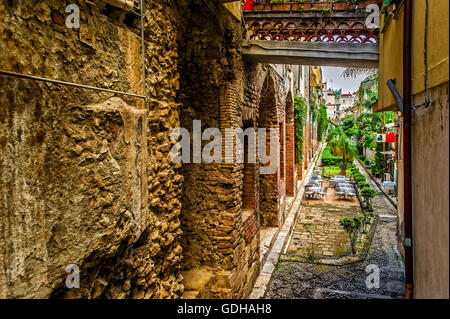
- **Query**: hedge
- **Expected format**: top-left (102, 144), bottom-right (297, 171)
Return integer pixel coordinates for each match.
top-left (322, 147), bottom-right (343, 167)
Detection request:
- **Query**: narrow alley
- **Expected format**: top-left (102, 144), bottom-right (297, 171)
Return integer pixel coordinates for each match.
top-left (266, 155), bottom-right (405, 299)
top-left (0, 0), bottom-right (448, 303)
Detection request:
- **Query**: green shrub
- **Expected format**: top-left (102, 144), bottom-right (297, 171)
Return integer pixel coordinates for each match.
top-left (371, 165), bottom-right (377, 175)
top-left (321, 147), bottom-right (343, 167)
top-left (323, 166), bottom-right (351, 177)
top-left (358, 181), bottom-right (370, 189)
top-left (360, 187), bottom-right (377, 208)
top-left (354, 173), bottom-right (366, 182)
top-left (350, 167), bottom-right (359, 174)
top-left (339, 216), bottom-right (363, 254)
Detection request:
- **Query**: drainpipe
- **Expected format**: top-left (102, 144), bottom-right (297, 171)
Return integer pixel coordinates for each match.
top-left (403, 0), bottom-right (414, 299)
top-left (101, 0), bottom-right (135, 11)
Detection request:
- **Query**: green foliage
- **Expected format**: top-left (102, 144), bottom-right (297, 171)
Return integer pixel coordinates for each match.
top-left (360, 187), bottom-right (377, 208)
top-left (371, 165), bottom-right (377, 175)
top-left (342, 114), bottom-right (357, 137)
top-left (317, 102), bottom-right (328, 142)
top-left (294, 96), bottom-right (307, 162)
top-left (354, 172), bottom-right (366, 182)
top-left (361, 208), bottom-right (374, 233)
top-left (328, 128), bottom-right (356, 174)
top-left (374, 142), bottom-right (384, 175)
top-left (357, 181), bottom-right (370, 189)
top-left (357, 71), bottom-right (378, 112)
top-left (310, 103), bottom-right (318, 124)
top-left (323, 166), bottom-right (351, 177)
top-left (385, 111), bottom-right (395, 124)
top-left (322, 147), bottom-right (343, 167)
top-left (339, 216), bottom-right (363, 254)
top-left (350, 167), bottom-right (359, 176)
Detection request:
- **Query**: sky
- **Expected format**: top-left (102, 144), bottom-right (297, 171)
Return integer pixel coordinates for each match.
top-left (322, 67), bottom-right (367, 94)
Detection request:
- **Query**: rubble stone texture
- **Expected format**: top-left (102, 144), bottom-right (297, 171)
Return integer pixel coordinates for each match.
top-left (0, 0), bottom-right (296, 299)
top-left (0, 0), bottom-right (184, 299)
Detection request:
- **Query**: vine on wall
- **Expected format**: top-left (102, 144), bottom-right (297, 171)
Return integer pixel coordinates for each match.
top-left (294, 95), bottom-right (307, 162)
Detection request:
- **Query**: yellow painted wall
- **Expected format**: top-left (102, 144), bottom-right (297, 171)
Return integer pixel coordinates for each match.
top-left (377, 0), bottom-right (449, 112)
top-left (411, 0), bottom-right (449, 96)
top-left (377, 8), bottom-right (404, 112)
top-left (378, 0), bottom-right (449, 299)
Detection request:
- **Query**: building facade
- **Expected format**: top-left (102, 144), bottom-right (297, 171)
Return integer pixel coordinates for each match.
top-left (376, 0), bottom-right (449, 299)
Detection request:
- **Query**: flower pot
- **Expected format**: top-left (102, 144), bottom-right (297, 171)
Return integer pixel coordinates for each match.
top-left (300, 2), bottom-right (312, 11)
top-left (291, 3), bottom-right (300, 11)
top-left (311, 2), bottom-right (332, 10)
top-left (272, 3), bottom-right (291, 11)
top-left (358, 0), bottom-right (378, 9)
top-left (333, 2), bottom-right (356, 11)
top-left (253, 3), bottom-right (271, 11)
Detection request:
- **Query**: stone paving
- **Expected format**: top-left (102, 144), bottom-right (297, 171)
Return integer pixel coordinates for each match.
top-left (287, 202), bottom-right (358, 258)
top-left (265, 160), bottom-right (405, 299)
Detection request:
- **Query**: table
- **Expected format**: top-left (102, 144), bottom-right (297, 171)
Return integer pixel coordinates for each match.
top-left (308, 179), bottom-right (323, 187)
top-left (335, 187), bottom-right (356, 200)
top-left (305, 186), bottom-right (322, 199)
top-left (382, 181), bottom-right (396, 190)
top-left (330, 176), bottom-right (347, 187)
top-left (383, 181), bottom-right (396, 195)
top-left (337, 183), bottom-right (354, 189)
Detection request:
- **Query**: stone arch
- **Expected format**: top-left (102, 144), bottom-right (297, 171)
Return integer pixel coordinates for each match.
top-left (257, 72), bottom-right (280, 228)
top-left (241, 119), bottom-right (257, 212)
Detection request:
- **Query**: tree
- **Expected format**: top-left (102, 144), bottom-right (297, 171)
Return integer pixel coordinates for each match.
top-left (361, 209), bottom-right (374, 234)
top-left (328, 129), bottom-right (356, 176)
top-left (339, 216), bottom-right (362, 254)
top-left (357, 181), bottom-right (370, 189)
top-left (360, 187), bottom-right (377, 210)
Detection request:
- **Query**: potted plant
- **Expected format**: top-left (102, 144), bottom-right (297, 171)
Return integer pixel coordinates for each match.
top-left (358, 0), bottom-right (379, 9)
top-left (291, 0), bottom-right (300, 11)
top-left (253, 0), bottom-right (272, 11)
top-left (271, 0), bottom-right (291, 11)
top-left (311, 0), bottom-right (332, 10)
top-left (300, 1), bottom-right (313, 11)
top-left (333, 0), bottom-right (356, 12)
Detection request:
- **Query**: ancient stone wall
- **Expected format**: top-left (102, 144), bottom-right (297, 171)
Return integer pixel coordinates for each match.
top-left (0, 0), bottom-right (184, 299)
top-left (0, 0), bottom-right (297, 299)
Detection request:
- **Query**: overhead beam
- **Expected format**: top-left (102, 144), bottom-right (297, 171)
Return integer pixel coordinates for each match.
top-left (243, 11), bottom-right (371, 19)
top-left (242, 40), bottom-right (379, 68)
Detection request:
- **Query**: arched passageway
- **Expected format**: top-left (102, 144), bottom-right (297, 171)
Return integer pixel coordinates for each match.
top-left (257, 73), bottom-right (280, 228)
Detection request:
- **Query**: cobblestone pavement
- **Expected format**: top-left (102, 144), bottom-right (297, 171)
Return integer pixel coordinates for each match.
top-left (265, 161), bottom-right (405, 299)
top-left (287, 202), bottom-right (358, 258)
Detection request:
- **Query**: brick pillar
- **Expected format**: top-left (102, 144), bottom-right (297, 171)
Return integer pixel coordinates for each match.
top-left (286, 122), bottom-right (295, 196)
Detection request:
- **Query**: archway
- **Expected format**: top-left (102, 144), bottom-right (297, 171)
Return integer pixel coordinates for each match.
top-left (257, 73), bottom-right (280, 228)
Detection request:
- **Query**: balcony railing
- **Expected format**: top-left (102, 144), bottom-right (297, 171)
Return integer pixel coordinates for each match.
top-left (243, 0), bottom-right (379, 13)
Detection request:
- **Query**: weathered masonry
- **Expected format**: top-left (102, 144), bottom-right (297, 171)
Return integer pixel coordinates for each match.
top-left (0, 0), bottom-right (298, 298)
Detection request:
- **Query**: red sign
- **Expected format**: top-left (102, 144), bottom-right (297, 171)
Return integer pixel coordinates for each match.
top-left (386, 134), bottom-right (395, 143)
